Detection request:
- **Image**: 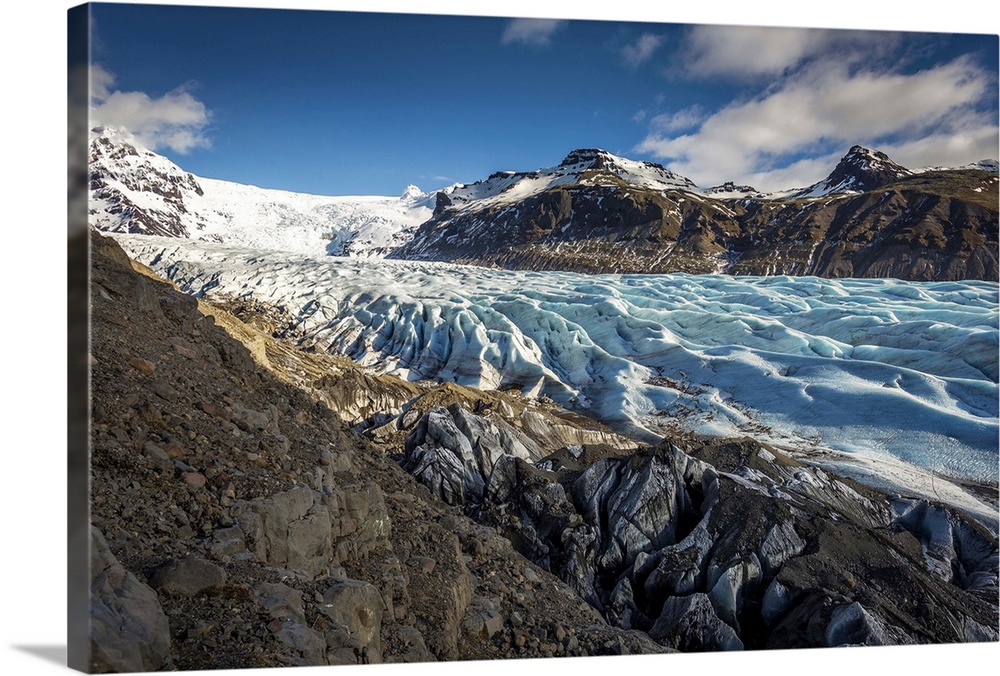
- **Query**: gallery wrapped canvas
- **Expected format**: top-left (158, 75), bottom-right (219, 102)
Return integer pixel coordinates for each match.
top-left (63, 1), bottom-right (998, 674)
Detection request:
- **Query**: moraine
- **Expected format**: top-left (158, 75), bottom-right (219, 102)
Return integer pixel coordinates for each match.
top-left (115, 234), bottom-right (999, 528)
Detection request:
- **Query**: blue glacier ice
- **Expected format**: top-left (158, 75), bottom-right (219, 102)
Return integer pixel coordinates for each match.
top-left (118, 236), bottom-right (999, 492)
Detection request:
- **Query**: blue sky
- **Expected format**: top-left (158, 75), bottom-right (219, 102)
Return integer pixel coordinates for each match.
top-left (85, 1), bottom-right (999, 196)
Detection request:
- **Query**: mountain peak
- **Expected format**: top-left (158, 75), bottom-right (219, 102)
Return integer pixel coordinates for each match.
top-left (559, 148), bottom-right (617, 168)
top-left (798, 145), bottom-right (911, 198)
top-left (400, 184), bottom-right (424, 201)
top-left (90, 124), bottom-right (131, 138)
top-left (556, 148), bottom-right (697, 191)
top-left (842, 144), bottom-right (898, 168)
top-left (706, 181), bottom-right (760, 197)
top-left (846, 144), bottom-right (877, 156)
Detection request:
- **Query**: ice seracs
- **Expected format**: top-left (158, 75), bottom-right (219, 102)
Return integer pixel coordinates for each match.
top-left (114, 234), bottom-right (1000, 527)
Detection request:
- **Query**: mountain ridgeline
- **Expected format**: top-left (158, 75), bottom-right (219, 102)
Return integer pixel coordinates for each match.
top-left (393, 147), bottom-right (999, 281)
top-left (89, 127), bottom-right (999, 281)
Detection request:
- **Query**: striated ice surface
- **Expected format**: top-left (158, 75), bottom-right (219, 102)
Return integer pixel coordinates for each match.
top-left (117, 235), bottom-right (999, 494)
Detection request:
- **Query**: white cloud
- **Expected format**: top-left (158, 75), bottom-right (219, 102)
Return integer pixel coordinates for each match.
top-left (744, 153), bottom-right (845, 192)
top-left (681, 25), bottom-right (894, 78)
top-left (89, 64), bottom-right (211, 154)
top-left (636, 57), bottom-right (995, 190)
top-left (884, 123), bottom-right (1000, 169)
top-left (501, 18), bottom-right (567, 46)
top-left (90, 63), bottom-right (115, 101)
top-left (648, 106), bottom-right (704, 133)
top-left (622, 33), bottom-right (663, 68)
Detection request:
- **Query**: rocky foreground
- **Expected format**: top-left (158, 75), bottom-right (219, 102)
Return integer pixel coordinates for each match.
top-left (86, 230), bottom-right (998, 671)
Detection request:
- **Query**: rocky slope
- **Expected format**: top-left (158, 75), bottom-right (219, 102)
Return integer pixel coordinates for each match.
top-left (85, 229), bottom-right (998, 671)
top-left (87, 229), bottom-right (664, 671)
top-left (393, 146), bottom-right (999, 281)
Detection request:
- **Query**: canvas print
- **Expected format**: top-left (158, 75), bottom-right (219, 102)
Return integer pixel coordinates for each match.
top-left (68, 2), bottom-right (999, 672)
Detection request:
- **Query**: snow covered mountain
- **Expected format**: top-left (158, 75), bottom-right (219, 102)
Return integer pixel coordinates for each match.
top-left (88, 126), bottom-right (434, 256)
top-left (437, 148), bottom-right (698, 213)
top-left (89, 128), bottom-right (999, 280)
top-left (394, 146), bottom-right (999, 281)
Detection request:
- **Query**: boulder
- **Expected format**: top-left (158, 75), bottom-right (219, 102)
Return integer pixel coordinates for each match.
top-left (319, 579), bottom-right (384, 664)
top-left (255, 581), bottom-right (306, 623)
top-left (227, 482), bottom-right (390, 579)
top-left (89, 527), bottom-right (172, 672)
top-left (149, 558), bottom-right (227, 597)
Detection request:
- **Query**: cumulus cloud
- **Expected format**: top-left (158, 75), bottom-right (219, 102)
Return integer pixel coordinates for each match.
top-left (90, 63), bottom-right (115, 101)
top-left (648, 106), bottom-right (704, 134)
top-left (742, 153), bottom-right (845, 192)
top-left (636, 57), bottom-right (995, 190)
top-left (622, 33), bottom-right (663, 68)
top-left (680, 25), bottom-right (894, 78)
top-left (501, 18), bottom-right (567, 46)
top-left (883, 123), bottom-right (1000, 169)
top-left (89, 64), bottom-right (211, 154)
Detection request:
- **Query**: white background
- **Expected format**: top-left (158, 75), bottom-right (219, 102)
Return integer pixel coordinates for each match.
top-left (2, 1), bottom-right (997, 675)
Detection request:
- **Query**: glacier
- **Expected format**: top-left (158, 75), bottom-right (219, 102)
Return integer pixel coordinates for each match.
top-left (116, 235), bottom-right (999, 518)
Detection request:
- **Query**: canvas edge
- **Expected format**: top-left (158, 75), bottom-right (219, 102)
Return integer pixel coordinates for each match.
top-left (68, 2), bottom-right (92, 672)
top-left (58, 3), bottom-right (1000, 675)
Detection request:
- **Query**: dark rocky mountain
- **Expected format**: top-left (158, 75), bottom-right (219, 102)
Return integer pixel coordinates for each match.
top-left (85, 229), bottom-right (998, 670)
top-left (392, 147), bottom-right (999, 281)
top-left (795, 145), bottom-right (913, 197)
